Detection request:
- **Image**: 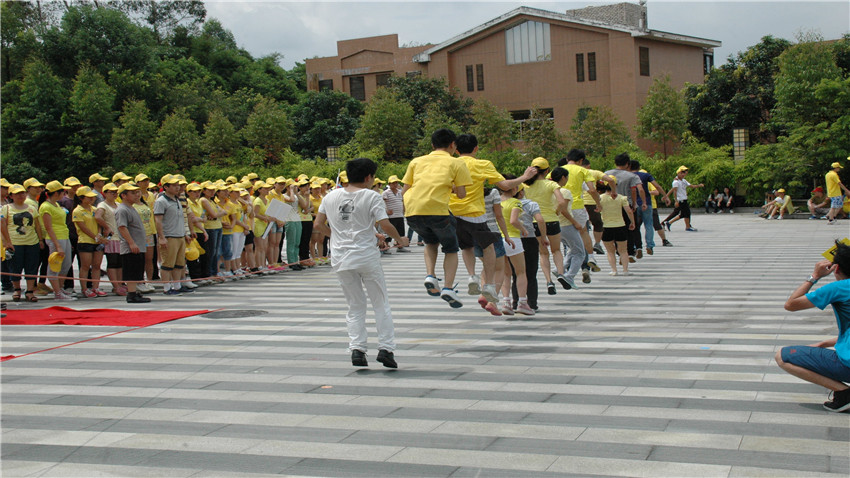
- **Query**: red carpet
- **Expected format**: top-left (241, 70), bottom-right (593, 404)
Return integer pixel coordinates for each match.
top-left (1, 306), bottom-right (209, 327)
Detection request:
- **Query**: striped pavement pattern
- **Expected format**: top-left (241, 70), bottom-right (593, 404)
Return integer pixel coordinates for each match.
top-left (2, 214), bottom-right (849, 477)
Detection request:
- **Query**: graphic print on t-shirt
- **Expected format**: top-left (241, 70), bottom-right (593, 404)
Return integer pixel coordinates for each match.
top-left (339, 199), bottom-right (355, 221)
top-left (12, 210), bottom-right (34, 236)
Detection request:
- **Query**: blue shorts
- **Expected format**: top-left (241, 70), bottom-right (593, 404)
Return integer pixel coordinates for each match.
top-left (781, 345), bottom-right (850, 383)
top-left (406, 215), bottom-right (459, 254)
top-left (473, 233), bottom-right (506, 258)
top-left (830, 196), bottom-right (844, 209)
top-left (220, 234), bottom-right (233, 261)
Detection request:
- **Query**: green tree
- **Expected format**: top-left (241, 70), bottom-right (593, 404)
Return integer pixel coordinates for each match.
top-left (61, 64), bottom-right (117, 174)
top-left (470, 98), bottom-right (514, 151)
top-left (290, 90), bottom-right (364, 159)
top-left (202, 109), bottom-right (240, 164)
top-left (522, 106), bottom-right (565, 159)
top-left (112, 0), bottom-right (206, 43)
top-left (151, 107), bottom-right (201, 167)
top-left (415, 104), bottom-right (463, 156)
top-left (386, 75), bottom-right (473, 132)
top-left (109, 99), bottom-right (158, 165)
top-left (286, 60), bottom-right (307, 92)
top-left (242, 97), bottom-right (293, 164)
top-left (351, 88), bottom-right (416, 161)
top-left (1, 60), bottom-right (69, 175)
top-left (1, 1), bottom-right (41, 85)
top-left (637, 74), bottom-right (688, 158)
top-left (569, 104), bottom-right (630, 158)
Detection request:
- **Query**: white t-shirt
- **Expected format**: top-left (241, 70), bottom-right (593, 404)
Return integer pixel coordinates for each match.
top-left (319, 187), bottom-right (388, 273)
top-left (381, 187), bottom-right (404, 219)
top-left (672, 178), bottom-right (691, 202)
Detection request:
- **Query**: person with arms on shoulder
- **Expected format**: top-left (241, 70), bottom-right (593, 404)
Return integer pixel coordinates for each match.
top-left (825, 161), bottom-right (850, 225)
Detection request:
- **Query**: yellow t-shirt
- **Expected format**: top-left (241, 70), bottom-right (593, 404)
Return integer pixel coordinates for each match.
top-left (218, 199), bottom-right (234, 235)
top-left (72, 205), bottom-right (99, 244)
top-left (563, 163), bottom-right (589, 210)
top-left (228, 201), bottom-right (244, 234)
top-left (201, 197), bottom-right (222, 230)
top-left (524, 178), bottom-right (561, 222)
top-left (25, 197), bottom-right (43, 233)
top-left (600, 193), bottom-right (628, 228)
top-left (298, 196), bottom-right (313, 221)
top-left (501, 197), bottom-right (523, 238)
top-left (133, 203), bottom-right (155, 236)
top-left (648, 183), bottom-right (658, 209)
top-left (582, 169), bottom-right (605, 206)
top-left (253, 196), bottom-right (269, 236)
top-left (310, 194), bottom-right (323, 219)
top-left (2, 203), bottom-right (40, 246)
top-left (39, 201), bottom-right (70, 240)
top-left (826, 170), bottom-right (842, 197)
top-left (402, 150), bottom-right (473, 216)
top-left (449, 156), bottom-right (505, 217)
top-left (187, 199), bottom-right (205, 234)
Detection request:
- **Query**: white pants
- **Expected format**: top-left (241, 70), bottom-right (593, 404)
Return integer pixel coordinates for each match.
top-left (230, 232), bottom-right (246, 261)
top-left (335, 261), bottom-right (396, 352)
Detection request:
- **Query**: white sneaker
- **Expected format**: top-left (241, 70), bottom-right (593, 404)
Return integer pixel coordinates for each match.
top-left (467, 274), bottom-right (481, 296)
top-left (424, 275), bottom-right (441, 296)
top-left (481, 283), bottom-right (499, 304)
top-left (516, 301), bottom-right (535, 316)
top-left (499, 299), bottom-right (515, 316)
top-left (440, 288), bottom-right (463, 308)
top-left (183, 281), bottom-right (198, 289)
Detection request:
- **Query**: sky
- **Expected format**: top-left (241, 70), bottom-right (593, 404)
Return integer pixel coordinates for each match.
top-left (203, 1), bottom-right (850, 69)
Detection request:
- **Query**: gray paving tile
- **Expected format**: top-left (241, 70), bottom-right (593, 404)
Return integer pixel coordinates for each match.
top-left (281, 458), bottom-right (458, 477)
top-left (136, 450), bottom-right (299, 474)
top-left (423, 389), bottom-right (553, 403)
top-left (207, 424), bottom-right (354, 443)
top-left (648, 446), bottom-right (831, 473)
top-left (521, 413), bottom-right (669, 431)
top-left (485, 437), bottom-right (652, 460)
top-left (341, 430), bottom-right (497, 451)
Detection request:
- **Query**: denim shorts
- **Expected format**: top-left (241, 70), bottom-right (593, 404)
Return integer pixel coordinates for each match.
top-left (474, 233), bottom-right (505, 258)
top-left (781, 345), bottom-right (850, 383)
top-left (268, 222), bottom-right (285, 234)
top-left (220, 234), bottom-right (233, 261)
top-left (406, 215), bottom-right (459, 254)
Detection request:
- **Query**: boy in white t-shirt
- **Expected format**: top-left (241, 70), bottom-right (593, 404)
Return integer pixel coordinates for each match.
top-left (314, 158), bottom-right (410, 368)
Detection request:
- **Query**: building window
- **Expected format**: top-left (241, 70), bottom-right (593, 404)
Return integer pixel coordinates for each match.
top-left (349, 76), bottom-right (365, 101)
top-left (588, 52), bottom-right (596, 81)
top-left (466, 65), bottom-right (474, 92)
top-left (318, 79), bottom-right (333, 92)
top-left (505, 21), bottom-right (551, 65)
top-left (703, 53), bottom-right (714, 75)
top-left (476, 64), bottom-right (484, 91)
top-left (376, 73), bottom-right (391, 88)
top-left (510, 108), bottom-right (554, 140)
top-left (576, 53), bottom-right (585, 82)
top-left (639, 47), bottom-right (650, 76)
top-left (406, 71), bottom-right (422, 78)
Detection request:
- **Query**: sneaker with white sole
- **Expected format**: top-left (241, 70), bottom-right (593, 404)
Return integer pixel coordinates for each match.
top-left (823, 388), bottom-right (850, 412)
top-left (424, 275), bottom-right (441, 296)
top-left (467, 274), bottom-right (481, 296)
top-left (516, 301), bottom-right (535, 316)
top-left (582, 270), bottom-right (591, 284)
top-left (440, 288), bottom-right (463, 308)
top-left (500, 299), bottom-right (515, 316)
top-left (588, 260), bottom-right (601, 272)
top-left (481, 283), bottom-right (499, 303)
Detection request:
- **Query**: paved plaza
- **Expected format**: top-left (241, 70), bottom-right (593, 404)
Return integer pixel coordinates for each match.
top-left (2, 213), bottom-right (849, 477)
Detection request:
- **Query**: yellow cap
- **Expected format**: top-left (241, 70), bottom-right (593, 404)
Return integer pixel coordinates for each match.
top-left (338, 171), bottom-right (348, 183)
top-left (831, 162), bottom-right (843, 169)
top-left (23, 177), bottom-right (44, 188)
top-left (75, 186), bottom-right (98, 198)
top-left (112, 172), bottom-right (132, 182)
top-left (676, 165), bottom-right (689, 173)
top-left (246, 172), bottom-right (259, 180)
top-left (776, 188), bottom-right (786, 193)
top-left (102, 182), bottom-right (119, 192)
top-left (8, 184), bottom-right (26, 194)
top-left (48, 252), bottom-right (65, 272)
top-left (117, 183), bottom-right (140, 195)
top-left (275, 176), bottom-right (287, 184)
top-left (296, 178), bottom-right (309, 186)
top-left (173, 174), bottom-right (186, 182)
top-left (63, 176), bottom-right (82, 187)
top-left (161, 174), bottom-right (178, 185)
top-left (89, 173), bottom-right (108, 183)
top-left (186, 183), bottom-right (202, 192)
top-left (254, 181), bottom-right (270, 189)
top-left (297, 174), bottom-right (309, 181)
top-left (45, 180), bottom-right (70, 193)
top-left (531, 157), bottom-right (549, 169)
top-left (310, 181), bottom-right (322, 189)
top-left (0, 178), bottom-right (12, 188)
top-left (225, 176), bottom-right (238, 184)
top-left (135, 173), bottom-right (150, 182)
top-left (387, 175), bottom-right (400, 184)
top-left (185, 242), bottom-right (200, 261)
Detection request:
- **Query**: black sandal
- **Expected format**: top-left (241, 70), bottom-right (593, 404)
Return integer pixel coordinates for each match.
top-left (12, 288), bottom-right (22, 302)
top-left (24, 290), bottom-right (38, 302)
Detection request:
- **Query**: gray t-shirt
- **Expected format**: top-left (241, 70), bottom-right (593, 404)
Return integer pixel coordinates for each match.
top-left (115, 202), bottom-right (146, 254)
top-left (604, 169), bottom-right (642, 205)
top-left (519, 198), bottom-right (541, 238)
top-left (153, 193), bottom-right (185, 237)
top-left (482, 188), bottom-right (501, 233)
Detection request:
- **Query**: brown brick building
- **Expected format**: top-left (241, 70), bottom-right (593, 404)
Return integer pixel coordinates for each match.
top-left (305, 2), bottom-right (720, 137)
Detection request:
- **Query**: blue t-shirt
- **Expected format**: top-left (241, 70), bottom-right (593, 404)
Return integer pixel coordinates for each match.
top-left (806, 279), bottom-right (850, 367)
top-left (633, 171), bottom-right (655, 207)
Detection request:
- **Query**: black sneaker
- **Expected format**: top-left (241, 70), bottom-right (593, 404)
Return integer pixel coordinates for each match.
top-left (823, 388), bottom-right (850, 412)
top-left (126, 292), bottom-right (151, 304)
top-left (662, 240), bottom-right (673, 247)
top-left (351, 349), bottom-right (368, 367)
top-left (547, 281), bottom-right (556, 295)
top-left (376, 349), bottom-right (398, 369)
top-left (582, 270), bottom-right (591, 284)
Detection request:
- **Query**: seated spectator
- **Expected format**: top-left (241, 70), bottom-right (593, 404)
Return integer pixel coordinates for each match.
top-left (768, 189), bottom-right (795, 220)
top-left (808, 187), bottom-right (830, 219)
top-left (705, 188), bottom-right (720, 213)
top-left (758, 191), bottom-right (776, 217)
top-left (719, 187), bottom-right (735, 213)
